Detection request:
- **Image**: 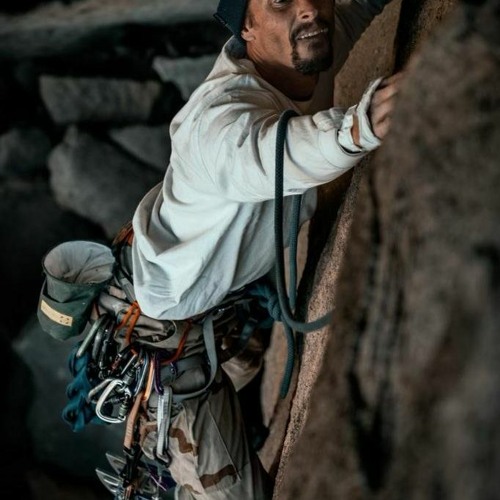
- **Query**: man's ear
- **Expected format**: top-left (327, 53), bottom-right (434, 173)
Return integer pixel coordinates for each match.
top-left (241, 16), bottom-right (256, 42)
top-left (241, 29), bottom-right (255, 42)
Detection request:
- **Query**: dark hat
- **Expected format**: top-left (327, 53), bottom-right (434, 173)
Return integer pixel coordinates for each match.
top-left (214, 0), bottom-right (249, 44)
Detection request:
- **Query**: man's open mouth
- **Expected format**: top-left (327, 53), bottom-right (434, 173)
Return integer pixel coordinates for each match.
top-left (296, 28), bottom-right (328, 40)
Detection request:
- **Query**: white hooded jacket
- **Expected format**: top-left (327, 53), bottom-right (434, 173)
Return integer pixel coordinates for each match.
top-left (131, 0), bottom-right (392, 319)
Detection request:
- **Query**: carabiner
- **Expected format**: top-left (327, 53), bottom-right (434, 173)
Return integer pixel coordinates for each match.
top-left (76, 314), bottom-right (109, 359)
top-left (87, 378), bottom-right (115, 404)
top-left (95, 379), bottom-right (132, 424)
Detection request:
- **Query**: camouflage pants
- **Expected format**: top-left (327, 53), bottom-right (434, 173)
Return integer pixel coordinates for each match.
top-left (105, 224), bottom-right (273, 497)
top-left (167, 368), bottom-right (273, 500)
top-left (139, 326), bottom-right (273, 500)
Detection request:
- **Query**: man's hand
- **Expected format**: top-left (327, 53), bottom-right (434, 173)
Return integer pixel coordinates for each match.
top-left (368, 71), bottom-right (404, 141)
top-left (351, 71), bottom-right (404, 147)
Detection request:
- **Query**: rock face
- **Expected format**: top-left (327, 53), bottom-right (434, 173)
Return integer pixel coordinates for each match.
top-left (278, 0), bottom-right (500, 498)
top-left (40, 76), bottom-right (165, 125)
top-left (48, 127), bottom-right (162, 238)
top-left (272, 0), bottom-right (404, 494)
top-left (0, 0), bottom-right (220, 59)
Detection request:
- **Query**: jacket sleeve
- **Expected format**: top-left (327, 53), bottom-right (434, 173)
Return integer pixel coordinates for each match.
top-left (333, 0), bottom-right (396, 74)
top-left (187, 89), bottom-right (366, 203)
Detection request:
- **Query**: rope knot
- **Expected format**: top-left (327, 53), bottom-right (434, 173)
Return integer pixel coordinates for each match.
top-left (248, 282), bottom-right (282, 322)
top-left (267, 294), bottom-right (282, 322)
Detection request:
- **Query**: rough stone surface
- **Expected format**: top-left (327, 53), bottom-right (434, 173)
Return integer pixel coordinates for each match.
top-left (0, 0), bottom-right (219, 59)
top-left (153, 55), bottom-right (219, 101)
top-left (0, 178), bottom-right (106, 335)
top-left (108, 123), bottom-right (171, 172)
top-left (48, 127), bottom-right (162, 238)
top-left (259, 223), bottom-right (310, 478)
top-left (1, 329), bottom-right (37, 497)
top-left (278, 1), bottom-right (500, 498)
top-left (0, 176), bottom-right (109, 497)
top-left (395, 0), bottom-right (457, 69)
top-left (40, 76), bottom-right (163, 125)
top-left (0, 126), bottom-right (52, 175)
top-left (335, 0), bottom-right (403, 106)
top-left (274, 1), bottom-right (403, 495)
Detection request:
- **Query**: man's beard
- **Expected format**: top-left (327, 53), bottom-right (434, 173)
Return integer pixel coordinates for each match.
top-left (290, 21), bottom-right (333, 76)
top-left (292, 46), bottom-right (333, 75)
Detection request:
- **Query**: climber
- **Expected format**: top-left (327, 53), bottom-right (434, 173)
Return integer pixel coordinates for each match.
top-left (127, 0), bottom-right (403, 498)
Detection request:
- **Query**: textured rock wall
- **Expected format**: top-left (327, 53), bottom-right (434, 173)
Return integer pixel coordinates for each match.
top-left (260, 2), bottom-right (404, 485)
top-left (277, 0), bottom-right (500, 498)
top-left (273, 1), bottom-right (404, 495)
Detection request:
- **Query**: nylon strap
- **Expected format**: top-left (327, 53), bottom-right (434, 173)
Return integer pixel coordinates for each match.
top-left (171, 313), bottom-right (218, 403)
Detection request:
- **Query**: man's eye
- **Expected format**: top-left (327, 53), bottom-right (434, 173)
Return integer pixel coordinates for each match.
top-left (270, 0), bottom-right (291, 9)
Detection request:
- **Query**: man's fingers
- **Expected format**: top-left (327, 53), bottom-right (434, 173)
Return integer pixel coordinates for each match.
top-left (370, 98), bottom-right (393, 128)
top-left (371, 75), bottom-right (403, 106)
top-left (373, 115), bottom-right (391, 139)
top-left (371, 103), bottom-right (394, 138)
top-left (367, 71), bottom-right (405, 140)
top-left (377, 71), bottom-right (404, 88)
top-left (371, 84), bottom-right (397, 108)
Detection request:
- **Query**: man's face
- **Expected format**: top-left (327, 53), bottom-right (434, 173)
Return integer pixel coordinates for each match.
top-left (243, 0), bottom-right (335, 76)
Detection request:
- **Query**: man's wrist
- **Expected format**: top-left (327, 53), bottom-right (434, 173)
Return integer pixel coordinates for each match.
top-left (337, 77), bottom-right (383, 153)
top-left (338, 105), bottom-right (363, 153)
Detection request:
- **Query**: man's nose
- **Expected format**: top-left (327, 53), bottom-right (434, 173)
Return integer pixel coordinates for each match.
top-left (296, 0), bottom-right (319, 21)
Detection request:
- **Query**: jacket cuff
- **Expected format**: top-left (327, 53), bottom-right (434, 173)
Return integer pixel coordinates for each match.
top-left (338, 77), bottom-right (383, 153)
